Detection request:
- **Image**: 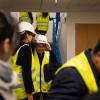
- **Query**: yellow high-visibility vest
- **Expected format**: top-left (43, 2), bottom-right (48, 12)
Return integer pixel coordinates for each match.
top-left (11, 44), bottom-right (36, 99)
top-left (19, 12), bottom-right (32, 24)
top-left (55, 51), bottom-right (98, 93)
top-left (37, 12), bottom-right (49, 31)
top-left (33, 49), bottom-right (50, 93)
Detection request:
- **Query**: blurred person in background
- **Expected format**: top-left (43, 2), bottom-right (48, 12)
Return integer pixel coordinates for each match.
top-left (19, 12), bottom-right (33, 24)
top-left (0, 10), bottom-right (19, 100)
top-left (35, 12), bottom-right (53, 35)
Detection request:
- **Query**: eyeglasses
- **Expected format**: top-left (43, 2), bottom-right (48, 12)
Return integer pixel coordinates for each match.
top-left (36, 44), bottom-right (46, 48)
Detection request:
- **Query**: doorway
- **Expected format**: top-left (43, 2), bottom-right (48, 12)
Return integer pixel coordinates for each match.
top-left (75, 24), bottom-right (100, 55)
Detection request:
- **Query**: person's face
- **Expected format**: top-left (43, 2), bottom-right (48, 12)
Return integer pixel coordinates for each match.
top-left (26, 32), bottom-right (35, 44)
top-left (1, 31), bottom-right (19, 61)
top-left (32, 33), bottom-right (36, 43)
top-left (36, 43), bottom-right (46, 54)
top-left (2, 38), bottom-right (13, 61)
top-left (92, 51), bottom-right (100, 73)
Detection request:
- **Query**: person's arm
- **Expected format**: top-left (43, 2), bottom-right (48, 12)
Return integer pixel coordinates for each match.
top-left (44, 51), bottom-right (61, 82)
top-left (46, 67), bottom-right (88, 100)
top-left (44, 63), bottom-right (61, 82)
top-left (49, 17), bottom-right (55, 21)
top-left (50, 50), bottom-right (58, 63)
top-left (28, 12), bottom-right (33, 24)
top-left (16, 45), bottom-right (34, 94)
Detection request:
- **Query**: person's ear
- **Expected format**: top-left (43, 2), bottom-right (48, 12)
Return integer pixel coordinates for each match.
top-left (0, 38), bottom-right (12, 61)
top-left (3, 38), bottom-right (11, 53)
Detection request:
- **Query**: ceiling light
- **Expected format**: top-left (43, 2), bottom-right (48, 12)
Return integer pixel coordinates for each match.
top-left (55, 0), bottom-right (58, 4)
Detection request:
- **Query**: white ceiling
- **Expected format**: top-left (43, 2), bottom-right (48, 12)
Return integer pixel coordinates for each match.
top-left (0, 0), bottom-right (100, 12)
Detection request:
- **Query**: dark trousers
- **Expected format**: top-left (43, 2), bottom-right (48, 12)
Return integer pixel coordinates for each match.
top-left (34, 92), bottom-right (47, 100)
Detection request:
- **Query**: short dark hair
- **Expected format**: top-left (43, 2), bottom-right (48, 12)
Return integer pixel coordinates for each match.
top-left (42, 12), bottom-right (49, 17)
top-left (93, 39), bottom-right (100, 54)
top-left (0, 10), bottom-right (17, 43)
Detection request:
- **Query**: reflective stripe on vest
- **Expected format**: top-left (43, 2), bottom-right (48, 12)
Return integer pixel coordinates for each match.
top-left (19, 12), bottom-right (32, 23)
top-left (55, 51), bottom-right (98, 93)
top-left (11, 44), bottom-right (35, 99)
top-left (37, 12), bottom-right (49, 31)
top-left (33, 49), bottom-right (50, 93)
top-left (17, 69), bottom-right (35, 78)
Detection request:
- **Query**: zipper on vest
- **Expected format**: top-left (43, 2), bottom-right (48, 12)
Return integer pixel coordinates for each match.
top-left (40, 65), bottom-right (42, 93)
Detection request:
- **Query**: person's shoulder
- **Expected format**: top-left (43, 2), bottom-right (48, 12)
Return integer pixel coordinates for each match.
top-left (57, 67), bottom-right (79, 78)
top-left (54, 66), bottom-right (88, 94)
top-left (54, 67), bottom-right (79, 83)
top-left (55, 67), bottom-right (86, 85)
top-left (19, 44), bottom-right (31, 54)
top-left (20, 44), bottom-right (30, 50)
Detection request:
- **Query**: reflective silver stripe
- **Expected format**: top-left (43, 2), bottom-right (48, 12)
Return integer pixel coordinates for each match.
top-left (36, 73), bottom-right (44, 77)
top-left (19, 17), bottom-right (31, 22)
top-left (37, 22), bottom-right (48, 24)
top-left (15, 79), bottom-right (35, 89)
top-left (14, 84), bottom-right (24, 88)
top-left (38, 25), bottom-right (48, 27)
top-left (37, 81), bottom-right (48, 85)
top-left (17, 73), bottom-right (22, 78)
top-left (17, 69), bottom-right (34, 78)
top-left (31, 69), bottom-right (35, 73)
top-left (20, 17), bottom-right (29, 20)
top-left (38, 24), bottom-right (48, 26)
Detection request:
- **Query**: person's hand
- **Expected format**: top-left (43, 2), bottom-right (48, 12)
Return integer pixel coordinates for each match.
top-left (27, 93), bottom-right (34, 100)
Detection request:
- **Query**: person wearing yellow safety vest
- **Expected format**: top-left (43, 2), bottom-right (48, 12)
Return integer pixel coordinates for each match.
top-left (44, 39), bottom-right (100, 100)
top-left (11, 22), bottom-right (36, 100)
top-left (19, 12), bottom-right (33, 24)
top-left (33, 35), bottom-right (58, 100)
top-left (35, 12), bottom-right (53, 35)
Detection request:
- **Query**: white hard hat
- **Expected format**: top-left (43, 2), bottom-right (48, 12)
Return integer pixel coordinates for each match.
top-left (36, 34), bottom-right (51, 50)
top-left (36, 35), bottom-right (47, 44)
top-left (18, 22), bottom-right (36, 35)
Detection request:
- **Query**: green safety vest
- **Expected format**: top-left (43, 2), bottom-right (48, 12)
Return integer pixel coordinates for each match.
top-left (19, 12), bottom-right (32, 24)
top-left (55, 51), bottom-right (98, 93)
top-left (33, 49), bottom-right (50, 93)
top-left (11, 44), bottom-right (36, 99)
top-left (37, 12), bottom-right (49, 31)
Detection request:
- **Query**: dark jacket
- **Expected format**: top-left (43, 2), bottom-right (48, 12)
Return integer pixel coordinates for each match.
top-left (44, 49), bottom-right (100, 100)
top-left (36, 50), bottom-right (58, 66)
